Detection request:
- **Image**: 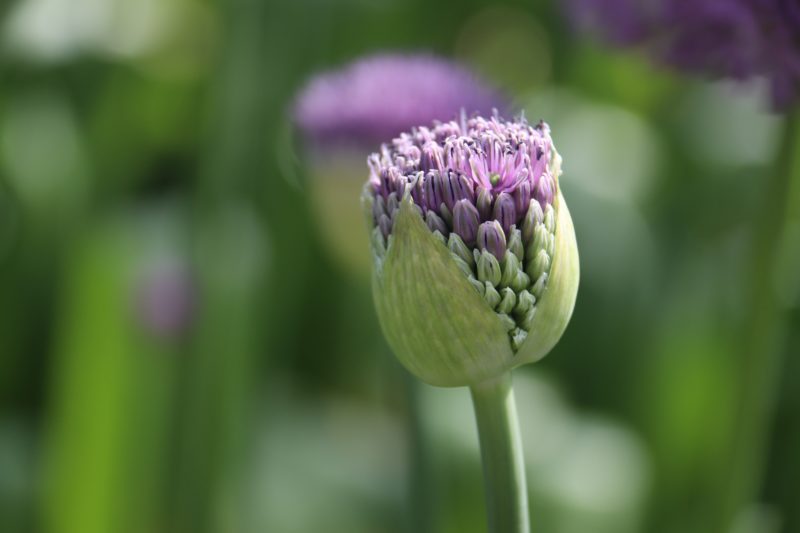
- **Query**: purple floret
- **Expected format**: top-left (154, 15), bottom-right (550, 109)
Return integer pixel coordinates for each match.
top-left (367, 113), bottom-right (558, 258)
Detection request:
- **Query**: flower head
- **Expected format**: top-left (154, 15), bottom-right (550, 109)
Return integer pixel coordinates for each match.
top-left (566, 0), bottom-right (800, 109)
top-left (293, 53), bottom-right (505, 149)
top-left (364, 114), bottom-right (579, 387)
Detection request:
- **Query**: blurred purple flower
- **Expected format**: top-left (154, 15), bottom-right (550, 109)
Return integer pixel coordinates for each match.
top-left (136, 266), bottom-right (195, 340)
top-left (566, 0), bottom-right (800, 108)
top-left (293, 53), bottom-right (506, 149)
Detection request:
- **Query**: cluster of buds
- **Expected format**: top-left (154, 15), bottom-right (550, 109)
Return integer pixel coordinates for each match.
top-left (363, 113), bottom-right (579, 387)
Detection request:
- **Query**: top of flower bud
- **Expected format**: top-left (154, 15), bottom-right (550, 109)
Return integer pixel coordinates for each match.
top-left (367, 113), bottom-right (558, 221)
top-left (292, 53), bottom-right (506, 149)
top-left (364, 113), bottom-right (578, 387)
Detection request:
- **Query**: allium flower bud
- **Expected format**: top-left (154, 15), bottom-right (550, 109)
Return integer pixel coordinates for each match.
top-left (363, 114), bottom-right (579, 386)
top-left (453, 199), bottom-right (481, 246)
top-left (478, 220), bottom-right (508, 260)
top-left (426, 210), bottom-right (449, 236)
top-left (476, 186), bottom-right (493, 221)
top-left (513, 181), bottom-right (531, 222)
top-left (492, 193), bottom-right (517, 234)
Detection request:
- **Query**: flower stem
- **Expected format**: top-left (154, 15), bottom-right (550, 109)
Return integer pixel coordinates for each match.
top-left (714, 107), bottom-right (800, 532)
top-left (470, 372), bottom-right (530, 533)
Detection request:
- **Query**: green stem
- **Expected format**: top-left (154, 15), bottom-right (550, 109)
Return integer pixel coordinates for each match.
top-left (470, 372), bottom-right (530, 533)
top-left (714, 107), bottom-right (800, 532)
top-left (404, 374), bottom-right (435, 533)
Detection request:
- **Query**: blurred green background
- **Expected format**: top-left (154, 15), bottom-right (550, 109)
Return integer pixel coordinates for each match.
top-left (1, 1), bottom-right (798, 532)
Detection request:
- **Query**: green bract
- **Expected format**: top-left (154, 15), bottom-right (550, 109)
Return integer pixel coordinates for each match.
top-left (366, 188), bottom-right (578, 387)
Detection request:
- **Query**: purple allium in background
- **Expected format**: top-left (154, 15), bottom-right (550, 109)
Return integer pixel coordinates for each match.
top-left (366, 113), bottom-right (561, 349)
top-left (567, 0), bottom-right (800, 109)
top-left (293, 53), bottom-right (506, 149)
top-left (136, 265), bottom-right (195, 340)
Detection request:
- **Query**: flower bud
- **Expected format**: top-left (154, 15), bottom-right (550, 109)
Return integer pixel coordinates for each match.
top-left (426, 210), bottom-right (449, 236)
top-left (372, 194), bottom-right (387, 221)
top-left (371, 226), bottom-right (386, 259)
top-left (497, 313), bottom-right (516, 332)
top-left (477, 249), bottom-right (502, 287)
top-left (507, 226), bottom-right (524, 261)
top-left (453, 199), bottom-right (480, 246)
top-left (483, 282), bottom-right (502, 309)
top-left (513, 180), bottom-right (531, 221)
top-left (442, 170), bottom-right (472, 211)
top-left (500, 252), bottom-right (522, 289)
top-left (514, 290), bottom-right (535, 315)
top-left (522, 199), bottom-right (544, 243)
top-left (439, 203), bottom-right (453, 226)
top-left (386, 191), bottom-right (399, 215)
top-left (532, 272), bottom-right (548, 298)
top-left (544, 204), bottom-right (555, 233)
top-left (365, 114), bottom-right (579, 386)
top-left (493, 192), bottom-right (517, 234)
top-left (378, 214), bottom-right (392, 238)
top-left (496, 287), bottom-right (517, 314)
top-left (425, 170), bottom-right (443, 212)
top-left (452, 255), bottom-right (474, 277)
top-left (477, 221), bottom-right (507, 260)
top-left (448, 233), bottom-right (475, 267)
top-left (528, 249), bottom-right (551, 282)
top-left (511, 328), bottom-right (528, 351)
top-left (476, 186), bottom-right (493, 221)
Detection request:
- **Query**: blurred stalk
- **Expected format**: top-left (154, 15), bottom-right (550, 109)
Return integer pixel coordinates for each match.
top-left (41, 218), bottom-right (180, 533)
top-left (403, 374), bottom-right (435, 533)
top-left (470, 373), bottom-right (529, 533)
top-left (170, 0), bottom-right (270, 532)
top-left (712, 107), bottom-right (800, 532)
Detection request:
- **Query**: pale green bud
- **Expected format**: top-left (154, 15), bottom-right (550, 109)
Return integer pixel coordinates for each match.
top-left (469, 277), bottom-right (486, 296)
top-left (496, 287), bottom-right (517, 314)
top-left (477, 249), bottom-right (502, 287)
top-left (514, 290), bottom-right (535, 315)
top-left (452, 254), bottom-right (474, 278)
top-left (531, 224), bottom-right (549, 256)
top-left (544, 204), bottom-right (555, 233)
top-left (527, 249), bottom-right (551, 282)
top-left (500, 252), bottom-right (522, 288)
top-left (439, 203), bottom-right (453, 226)
top-left (511, 328), bottom-right (528, 351)
top-left (483, 282), bottom-right (502, 309)
top-left (387, 192), bottom-right (399, 214)
top-left (522, 307), bottom-right (537, 330)
top-left (522, 199), bottom-right (544, 243)
top-left (532, 272), bottom-right (548, 298)
top-left (371, 226), bottom-right (386, 259)
top-left (507, 226), bottom-right (524, 261)
top-left (497, 313), bottom-right (516, 332)
top-left (448, 233), bottom-right (475, 268)
top-left (510, 270), bottom-right (531, 293)
top-left (546, 232), bottom-right (555, 258)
